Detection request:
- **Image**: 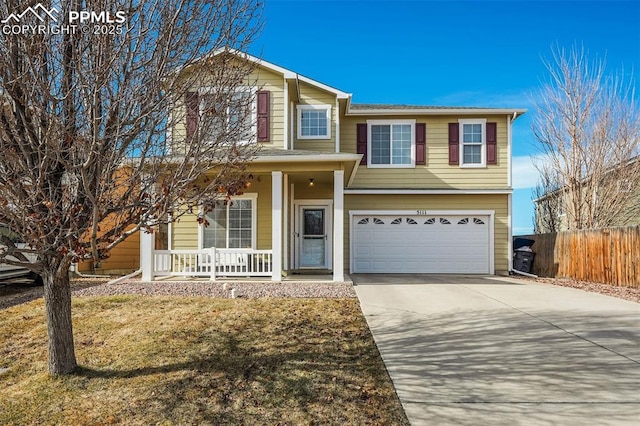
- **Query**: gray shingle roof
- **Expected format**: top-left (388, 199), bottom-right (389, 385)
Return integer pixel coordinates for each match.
top-left (349, 103), bottom-right (495, 111)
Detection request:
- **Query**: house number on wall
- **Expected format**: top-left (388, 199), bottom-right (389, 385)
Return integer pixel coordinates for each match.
top-left (416, 210), bottom-right (428, 215)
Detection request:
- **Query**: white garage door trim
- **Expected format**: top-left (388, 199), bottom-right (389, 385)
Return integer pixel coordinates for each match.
top-left (349, 210), bottom-right (495, 274)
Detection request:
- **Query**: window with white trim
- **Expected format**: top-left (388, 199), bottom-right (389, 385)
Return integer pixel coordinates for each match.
top-left (201, 195), bottom-right (257, 249)
top-left (199, 87), bottom-right (256, 144)
top-left (297, 105), bottom-right (331, 139)
top-left (367, 119), bottom-right (415, 168)
top-left (459, 119), bottom-right (486, 167)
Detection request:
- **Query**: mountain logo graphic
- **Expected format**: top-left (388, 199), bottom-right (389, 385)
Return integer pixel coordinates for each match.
top-left (2, 3), bottom-right (59, 24)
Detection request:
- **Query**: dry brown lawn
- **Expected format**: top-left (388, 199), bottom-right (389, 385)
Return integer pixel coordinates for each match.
top-left (0, 296), bottom-right (408, 425)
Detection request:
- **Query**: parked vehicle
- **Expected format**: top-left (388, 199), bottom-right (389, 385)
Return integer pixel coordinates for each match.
top-left (0, 224), bottom-right (41, 285)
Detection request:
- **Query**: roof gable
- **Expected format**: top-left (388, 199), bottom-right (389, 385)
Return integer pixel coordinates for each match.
top-left (212, 49), bottom-right (351, 99)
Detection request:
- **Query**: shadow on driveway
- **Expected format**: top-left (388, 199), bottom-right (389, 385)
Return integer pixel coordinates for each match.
top-left (355, 276), bottom-right (640, 425)
top-left (351, 273), bottom-right (525, 286)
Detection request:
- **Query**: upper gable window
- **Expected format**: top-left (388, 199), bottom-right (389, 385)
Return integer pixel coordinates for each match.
top-left (459, 119), bottom-right (486, 167)
top-left (199, 87), bottom-right (256, 144)
top-left (367, 119), bottom-right (415, 168)
top-left (297, 105), bottom-right (331, 139)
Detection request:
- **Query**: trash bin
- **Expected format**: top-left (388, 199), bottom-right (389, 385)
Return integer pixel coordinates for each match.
top-left (513, 250), bottom-right (535, 274)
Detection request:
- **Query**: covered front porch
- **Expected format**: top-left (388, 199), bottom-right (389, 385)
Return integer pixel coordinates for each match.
top-left (140, 150), bottom-right (360, 282)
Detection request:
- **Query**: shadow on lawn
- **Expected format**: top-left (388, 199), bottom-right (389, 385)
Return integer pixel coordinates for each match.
top-left (72, 313), bottom-right (409, 425)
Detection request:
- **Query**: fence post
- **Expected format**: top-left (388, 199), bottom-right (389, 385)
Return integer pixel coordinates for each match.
top-left (209, 247), bottom-right (216, 282)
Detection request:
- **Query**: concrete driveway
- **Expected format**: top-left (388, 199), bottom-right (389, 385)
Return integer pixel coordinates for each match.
top-left (353, 274), bottom-right (640, 425)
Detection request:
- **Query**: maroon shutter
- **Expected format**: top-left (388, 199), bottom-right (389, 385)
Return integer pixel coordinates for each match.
top-left (415, 123), bottom-right (426, 165)
top-left (357, 123), bottom-right (367, 165)
top-left (257, 90), bottom-right (270, 142)
top-left (486, 122), bottom-right (497, 165)
top-left (186, 92), bottom-right (199, 141)
top-left (448, 123), bottom-right (459, 165)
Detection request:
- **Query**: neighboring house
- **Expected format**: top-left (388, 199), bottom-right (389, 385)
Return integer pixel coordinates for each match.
top-left (76, 231), bottom-right (140, 275)
top-left (140, 50), bottom-right (526, 282)
top-left (534, 158), bottom-right (640, 233)
top-left (0, 223), bottom-right (40, 283)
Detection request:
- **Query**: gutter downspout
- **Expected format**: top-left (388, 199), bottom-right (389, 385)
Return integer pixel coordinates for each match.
top-left (507, 113), bottom-right (513, 273)
top-left (107, 269), bottom-right (142, 285)
top-left (70, 263), bottom-right (110, 279)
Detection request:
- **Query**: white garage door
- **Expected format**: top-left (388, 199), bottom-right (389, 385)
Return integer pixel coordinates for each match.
top-left (352, 213), bottom-right (491, 274)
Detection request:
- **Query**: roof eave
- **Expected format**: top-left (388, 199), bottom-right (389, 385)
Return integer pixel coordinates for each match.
top-left (252, 153), bottom-right (362, 163)
top-left (346, 108), bottom-right (527, 116)
top-left (209, 49), bottom-right (351, 100)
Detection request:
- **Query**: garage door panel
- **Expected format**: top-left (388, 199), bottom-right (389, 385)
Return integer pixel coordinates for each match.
top-left (352, 214), bottom-right (490, 274)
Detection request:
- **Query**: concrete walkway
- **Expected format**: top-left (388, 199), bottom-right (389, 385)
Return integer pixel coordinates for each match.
top-left (353, 274), bottom-right (640, 425)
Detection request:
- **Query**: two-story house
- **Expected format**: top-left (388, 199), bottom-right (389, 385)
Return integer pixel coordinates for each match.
top-left (534, 157), bottom-right (640, 233)
top-left (139, 50), bottom-right (526, 282)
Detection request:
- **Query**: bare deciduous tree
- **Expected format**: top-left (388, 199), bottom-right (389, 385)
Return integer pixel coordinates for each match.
top-left (532, 162), bottom-right (563, 234)
top-left (532, 45), bottom-right (640, 231)
top-left (0, 0), bottom-right (262, 375)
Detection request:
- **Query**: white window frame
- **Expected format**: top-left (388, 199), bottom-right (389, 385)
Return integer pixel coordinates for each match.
top-left (198, 193), bottom-right (258, 249)
top-left (367, 119), bottom-right (416, 169)
top-left (297, 104), bottom-right (331, 140)
top-left (459, 118), bottom-right (487, 168)
top-left (198, 86), bottom-right (257, 145)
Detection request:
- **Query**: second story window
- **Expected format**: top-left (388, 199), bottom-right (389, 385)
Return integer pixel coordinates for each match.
top-left (200, 87), bottom-right (256, 144)
top-left (367, 119), bottom-right (415, 168)
top-left (297, 105), bottom-right (331, 139)
top-left (460, 119), bottom-right (486, 167)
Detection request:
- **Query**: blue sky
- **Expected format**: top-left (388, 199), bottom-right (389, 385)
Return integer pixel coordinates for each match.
top-left (249, 0), bottom-right (640, 235)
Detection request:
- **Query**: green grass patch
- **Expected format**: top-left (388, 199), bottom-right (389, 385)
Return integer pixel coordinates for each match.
top-left (0, 296), bottom-right (408, 425)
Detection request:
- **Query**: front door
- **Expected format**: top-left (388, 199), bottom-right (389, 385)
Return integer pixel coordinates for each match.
top-left (297, 205), bottom-right (331, 269)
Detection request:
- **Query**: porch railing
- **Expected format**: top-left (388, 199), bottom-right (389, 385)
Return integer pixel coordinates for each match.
top-left (153, 248), bottom-right (273, 281)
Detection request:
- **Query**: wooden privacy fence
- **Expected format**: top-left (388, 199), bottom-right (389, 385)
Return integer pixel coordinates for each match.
top-left (518, 225), bottom-right (640, 288)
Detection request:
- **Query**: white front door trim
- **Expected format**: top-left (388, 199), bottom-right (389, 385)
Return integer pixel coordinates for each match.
top-left (294, 199), bottom-right (333, 269)
top-left (333, 170), bottom-right (345, 282)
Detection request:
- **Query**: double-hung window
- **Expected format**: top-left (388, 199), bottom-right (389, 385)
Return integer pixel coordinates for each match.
top-left (201, 194), bottom-right (257, 249)
top-left (367, 119), bottom-right (415, 168)
top-left (459, 119), bottom-right (486, 167)
top-left (297, 105), bottom-right (331, 139)
top-left (199, 87), bottom-right (256, 144)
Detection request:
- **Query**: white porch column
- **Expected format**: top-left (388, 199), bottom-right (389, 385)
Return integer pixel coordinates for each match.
top-left (140, 229), bottom-right (155, 281)
top-left (283, 173), bottom-right (289, 272)
top-left (333, 170), bottom-right (345, 282)
top-left (271, 171), bottom-right (283, 282)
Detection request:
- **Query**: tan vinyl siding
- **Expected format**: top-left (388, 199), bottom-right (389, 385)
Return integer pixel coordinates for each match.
top-left (341, 115), bottom-right (510, 189)
top-left (172, 210), bottom-right (199, 250)
top-left (293, 182), bottom-right (333, 200)
top-left (294, 82), bottom-right (337, 152)
top-left (344, 194), bottom-right (510, 273)
top-left (171, 176), bottom-right (273, 251)
top-left (171, 63), bottom-right (286, 153)
top-left (254, 177), bottom-right (272, 250)
top-left (253, 67), bottom-right (285, 147)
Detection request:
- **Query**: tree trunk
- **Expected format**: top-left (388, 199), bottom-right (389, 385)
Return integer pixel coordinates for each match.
top-left (42, 261), bottom-right (77, 375)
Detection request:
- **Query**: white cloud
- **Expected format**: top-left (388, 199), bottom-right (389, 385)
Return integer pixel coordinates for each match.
top-left (513, 225), bottom-right (535, 236)
top-left (512, 155), bottom-right (543, 189)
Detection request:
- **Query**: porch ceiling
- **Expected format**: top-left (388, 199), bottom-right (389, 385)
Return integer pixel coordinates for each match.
top-left (249, 148), bottom-right (361, 186)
